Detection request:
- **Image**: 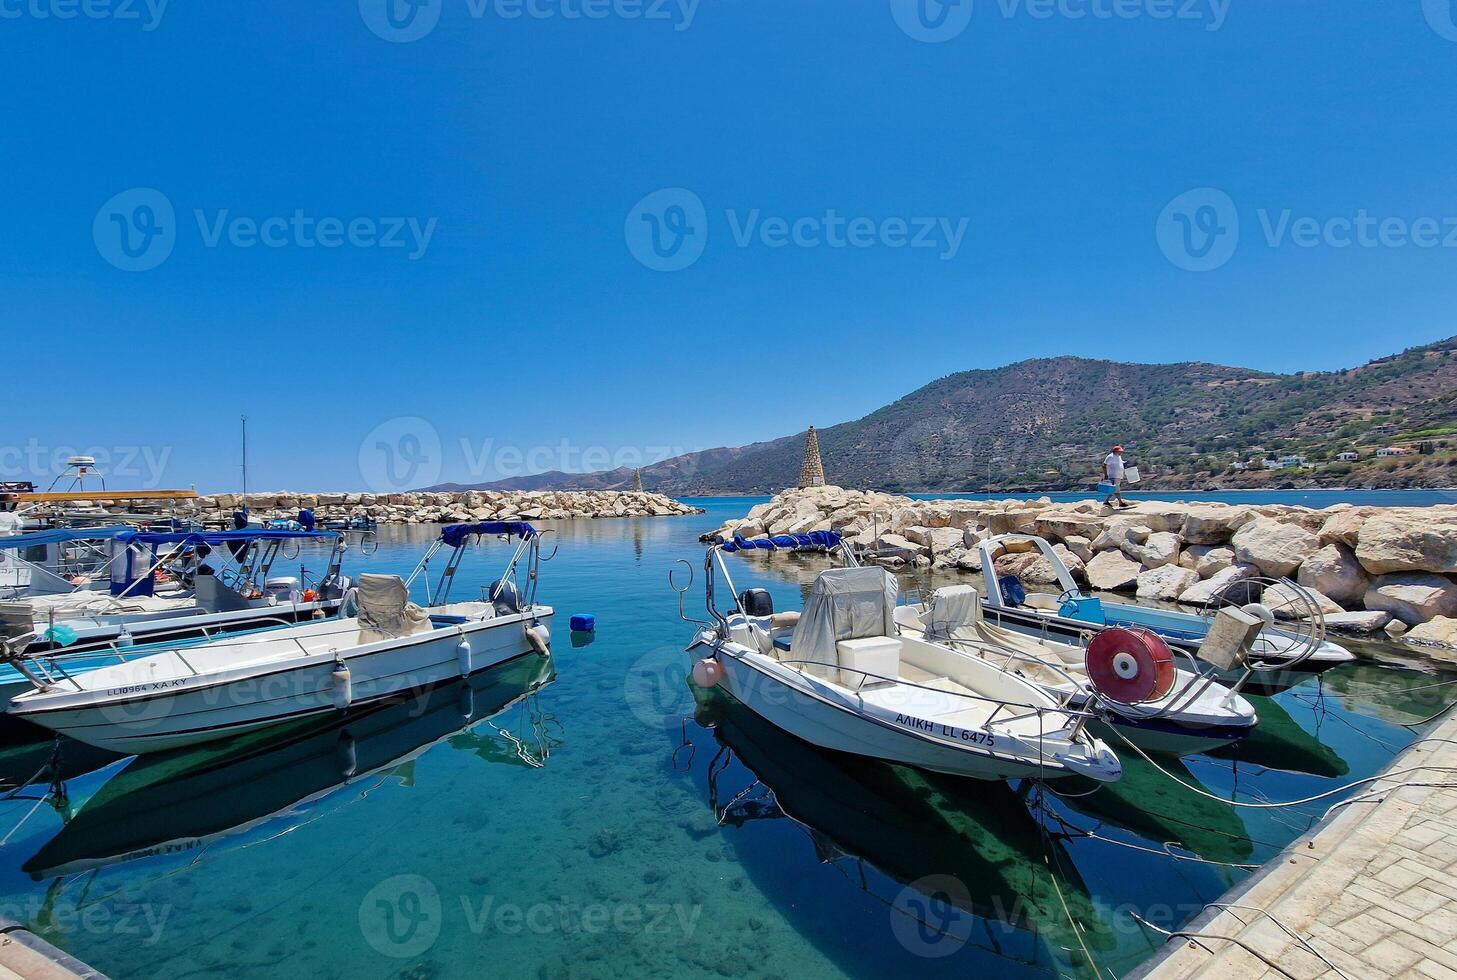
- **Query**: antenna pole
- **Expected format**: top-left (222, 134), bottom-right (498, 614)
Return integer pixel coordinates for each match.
top-left (240, 415), bottom-right (249, 506)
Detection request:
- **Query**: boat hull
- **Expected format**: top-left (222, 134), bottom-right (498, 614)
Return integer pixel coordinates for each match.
top-left (9, 610), bottom-right (552, 754)
top-left (711, 644), bottom-right (1088, 782)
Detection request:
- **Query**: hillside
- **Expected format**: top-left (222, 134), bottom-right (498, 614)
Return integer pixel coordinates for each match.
top-left (444, 336), bottom-right (1457, 494)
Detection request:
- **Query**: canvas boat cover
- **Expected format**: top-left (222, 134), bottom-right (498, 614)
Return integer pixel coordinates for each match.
top-left (356, 573), bottom-right (431, 638)
top-left (925, 585), bottom-right (981, 639)
top-left (790, 566), bottom-right (898, 669)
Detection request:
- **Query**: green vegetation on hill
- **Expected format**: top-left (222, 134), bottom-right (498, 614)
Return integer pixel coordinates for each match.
top-left (467, 335), bottom-right (1457, 494)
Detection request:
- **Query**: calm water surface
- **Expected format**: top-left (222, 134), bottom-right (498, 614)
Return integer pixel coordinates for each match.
top-left (0, 498), bottom-right (1452, 979)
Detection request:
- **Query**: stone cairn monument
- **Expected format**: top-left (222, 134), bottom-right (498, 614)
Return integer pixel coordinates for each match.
top-left (799, 426), bottom-right (826, 488)
top-left (633, 468), bottom-right (644, 492)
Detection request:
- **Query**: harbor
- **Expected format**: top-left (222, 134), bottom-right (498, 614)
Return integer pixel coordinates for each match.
top-left (0, 485), bottom-right (1453, 978)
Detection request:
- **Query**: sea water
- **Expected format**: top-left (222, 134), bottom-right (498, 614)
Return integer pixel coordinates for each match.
top-left (0, 498), bottom-right (1451, 979)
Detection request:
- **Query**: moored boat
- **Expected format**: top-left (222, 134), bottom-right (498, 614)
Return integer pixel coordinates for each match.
top-left (4, 521), bottom-right (554, 754)
top-left (678, 534), bottom-right (1122, 783)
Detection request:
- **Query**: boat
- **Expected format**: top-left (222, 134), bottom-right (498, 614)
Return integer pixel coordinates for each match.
top-left (973, 533), bottom-right (1354, 692)
top-left (893, 585), bottom-right (1259, 756)
top-left (3, 521), bottom-right (555, 754)
top-left (677, 533), bottom-right (1122, 783)
top-left (0, 527), bottom-right (360, 702)
top-left (22, 652), bottom-right (557, 879)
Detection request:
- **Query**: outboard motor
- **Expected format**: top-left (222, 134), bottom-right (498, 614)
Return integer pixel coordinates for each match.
top-left (487, 579), bottom-right (523, 616)
top-left (738, 589), bottom-right (774, 618)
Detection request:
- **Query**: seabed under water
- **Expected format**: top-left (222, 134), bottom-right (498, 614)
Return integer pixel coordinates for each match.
top-left (0, 500), bottom-right (1451, 979)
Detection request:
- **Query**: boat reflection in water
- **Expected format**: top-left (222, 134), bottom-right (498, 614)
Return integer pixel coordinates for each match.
top-left (24, 653), bottom-right (558, 879)
top-left (689, 687), bottom-right (1115, 972)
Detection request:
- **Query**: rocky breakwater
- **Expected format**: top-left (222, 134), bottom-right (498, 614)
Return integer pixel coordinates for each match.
top-left (193, 489), bottom-right (703, 523)
top-left (703, 486), bottom-right (1457, 655)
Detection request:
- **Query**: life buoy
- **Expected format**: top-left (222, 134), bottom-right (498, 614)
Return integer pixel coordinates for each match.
top-left (1085, 627), bottom-right (1175, 704)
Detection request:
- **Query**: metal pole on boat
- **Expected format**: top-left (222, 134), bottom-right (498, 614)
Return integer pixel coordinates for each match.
top-left (240, 415), bottom-right (249, 510)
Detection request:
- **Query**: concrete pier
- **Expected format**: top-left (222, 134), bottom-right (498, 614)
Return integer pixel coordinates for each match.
top-left (1136, 709), bottom-right (1457, 979)
top-left (0, 919), bottom-right (109, 979)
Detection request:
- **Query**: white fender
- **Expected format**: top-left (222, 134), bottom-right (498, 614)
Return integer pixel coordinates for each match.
top-left (331, 660), bottom-right (352, 711)
top-left (526, 623), bottom-right (550, 655)
top-left (457, 638), bottom-right (473, 676)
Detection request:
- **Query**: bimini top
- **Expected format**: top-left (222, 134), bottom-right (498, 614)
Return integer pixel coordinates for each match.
top-left (440, 522), bottom-right (538, 547)
top-left (722, 531), bottom-right (843, 553)
top-left (114, 528), bottom-right (339, 547)
top-left (0, 525), bottom-right (138, 550)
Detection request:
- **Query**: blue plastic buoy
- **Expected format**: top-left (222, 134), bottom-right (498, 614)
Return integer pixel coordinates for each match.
top-left (569, 614), bottom-right (596, 633)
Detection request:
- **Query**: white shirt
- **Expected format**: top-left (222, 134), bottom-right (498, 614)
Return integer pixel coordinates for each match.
top-left (1104, 453), bottom-right (1125, 480)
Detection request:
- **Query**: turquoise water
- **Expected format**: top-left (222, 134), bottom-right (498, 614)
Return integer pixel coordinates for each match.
top-left (0, 499), bottom-right (1453, 979)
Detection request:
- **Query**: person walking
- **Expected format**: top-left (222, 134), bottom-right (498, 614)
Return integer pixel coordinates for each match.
top-left (1102, 445), bottom-right (1129, 508)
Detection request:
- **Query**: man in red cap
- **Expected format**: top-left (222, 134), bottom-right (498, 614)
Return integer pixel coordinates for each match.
top-left (1102, 445), bottom-right (1128, 508)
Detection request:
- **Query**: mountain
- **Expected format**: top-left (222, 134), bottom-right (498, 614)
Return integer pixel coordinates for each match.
top-left (436, 336), bottom-right (1457, 494)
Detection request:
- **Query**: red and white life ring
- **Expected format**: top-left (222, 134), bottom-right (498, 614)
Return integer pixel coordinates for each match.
top-left (1085, 627), bottom-right (1175, 704)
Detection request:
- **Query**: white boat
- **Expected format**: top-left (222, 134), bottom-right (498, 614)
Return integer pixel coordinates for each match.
top-left (5, 521), bottom-right (554, 754)
top-left (893, 585), bottom-right (1258, 756)
top-left (0, 527), bottom-right (360, 702)
top-left (974, 533), bottom-right (1354, 693)
top-left (679, 534), bottom-right (1122, 783)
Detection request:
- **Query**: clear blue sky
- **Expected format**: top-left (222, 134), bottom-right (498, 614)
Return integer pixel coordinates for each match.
top-left (6, 1), bottom-right (1457, 492)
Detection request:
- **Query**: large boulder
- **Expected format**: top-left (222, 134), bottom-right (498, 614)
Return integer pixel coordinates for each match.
top-left (1124, 531), bottom-right (1181, 570)
top-left (1091, 519), bottom-right (1151, 553)
top-left (1296, 544), bottom-right (1369, 608)
top-left (1188, 545), bottom-right (1237, 579)
top-left (1181, 506), bottom-right (1254, 545)
top-left (1363, 573), bottom-right (1457, 626)
top-left (1136, 565), bottom-right (1199, 601)
top-left (1122, 503), bottom-right (1187, 534)
top-left (1318, 508), bottom-right (1368, 548)
top-left (1086, 550), bottom-right (1141, 592)
top-left (1064, 535), bottom-right (1094, 563)
top-left (1405, 616), bottom-right (1457, 652)
top-left (986, 509), bottom-right (1041, 534)
top-left (1324, 610), bottom-right (1392, 634)
top-left (1231, 518), bottom-right (1319, 578)
top-left (1033, 512), bottom-right (1105, 543)
top-left (1176, 562), bottom-right (1258, 606)
top-left (1264, 582), bottom-right (1344, 619)
top-left (1354, 512), bottom-right (1457, 575)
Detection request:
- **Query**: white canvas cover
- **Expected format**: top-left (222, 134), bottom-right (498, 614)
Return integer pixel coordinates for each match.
top-left (356, 573), bottom-right (431, 638)
top-left (790, 567), bottom-right (898, 675)
top-left (926, 585), bottom-right (981, 640)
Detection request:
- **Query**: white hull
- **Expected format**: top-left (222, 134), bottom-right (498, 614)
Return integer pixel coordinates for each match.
top-left (708, 640), bottom-right (1115, 782)
top-left (10, 608), bottom-right (553, 754)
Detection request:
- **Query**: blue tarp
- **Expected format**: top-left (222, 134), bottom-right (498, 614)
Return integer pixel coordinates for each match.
top-left (0, 526), bottom-right (136, 550)
top-left (440, 522), bottom-right (538, 548)
top-left (722, 530), bottom-right (843, 553)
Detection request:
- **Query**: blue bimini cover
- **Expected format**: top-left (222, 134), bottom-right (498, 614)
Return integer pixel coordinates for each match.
top-left (439, 522), bottom-right (538, 548)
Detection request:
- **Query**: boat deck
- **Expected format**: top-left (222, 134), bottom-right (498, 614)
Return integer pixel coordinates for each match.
top-left (1136, 708), bottom-right (1457, 979)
